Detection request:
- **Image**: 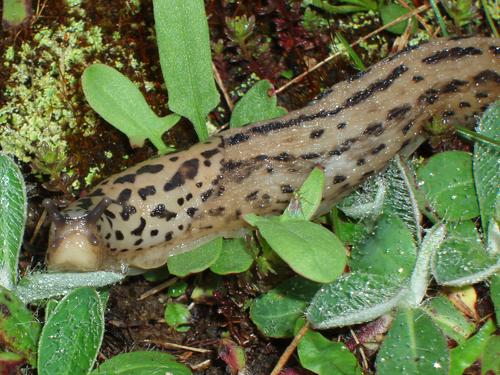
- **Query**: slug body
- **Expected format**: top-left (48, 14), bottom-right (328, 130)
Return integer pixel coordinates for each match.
top-left (46, 37), bottom-right (500, 272)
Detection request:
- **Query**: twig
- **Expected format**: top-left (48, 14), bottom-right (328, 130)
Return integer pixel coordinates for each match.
top-left (142, 339), bottom-right (212, 354)
top-left (349, 328), bottom-right (369, 371)
top-left (396, 0), bottom-right (433, 35)
top-left (270, 321), bottom-right (310, 375)
top-left (212, 62), bottom-right (234, 111)
top-left (137, 276), bottom-right (178, 300)
top-left (276, 4), bottom-right (430, 94)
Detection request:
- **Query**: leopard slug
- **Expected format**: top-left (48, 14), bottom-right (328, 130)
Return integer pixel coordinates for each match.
top-left (44, 36), bottom-right (500, 272)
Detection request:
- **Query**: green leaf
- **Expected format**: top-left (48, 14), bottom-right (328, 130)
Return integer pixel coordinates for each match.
top-left (164, 302), bottom-right (191, 332)
top-left (417, 151), bottom-right (480, 221)
top-left (15, 271), bottom-right (125, 304)
top-left (0, 153), bottom-right (26, 290)
top-left (336, 32), bottom-right (366, 71)
top-left (432, 221), bottom-right (499, 286)
top-left (38, 287), bottom-right (104, 375)
top-left (230, 80), bottom-right (287, 128)
top-left (246, 217), bottom-right (346, 283)
top-left (309, 0), bottom-right (377, 14)
top-left (167, 238), bottom-right (222, 277)
top-left (0, 286), bottom-right (40, 366)
top-left (404, 224), bottom-right (446, 307)
top-left (297, 328), bottom-right (362, 375)
top-left (91, 351), bottom-right (191, 375)
top-left (380, 3), bottom-right (416, 35)
top-left (153, 0), bottom-right (219, 141)
top-left (449, 319), bottom-right (496, 375)
top-left (82, 64), bottom-right (178, 154)
top-left (473, 102), bottom-right (500, 237)
top-left (250, 276), bottom-right (321, 338)
top-left (350, 214), bottom-right (417, 279)
top-left (337, 174), bottom-right (385, 220)
top-left (282, 167), bottom-right (324, 221)
top-left (422, 296), bottom-right (475, 344)
top-left (482, 335), bottom-right (500, 375)
top-left (210, 238), bottom-right (254, 275)
top-left (306, 272), bottom-right (406, 329)
top-left (376, 308), bottom-right (449, 375)
top-left (490, 274), bottom-right (500, 322)
top-left (2, 0), bottom-right (31, 28)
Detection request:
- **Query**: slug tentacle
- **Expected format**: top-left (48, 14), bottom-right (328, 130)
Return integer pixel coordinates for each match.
top-left (45, 36), bottom-right (500, 272)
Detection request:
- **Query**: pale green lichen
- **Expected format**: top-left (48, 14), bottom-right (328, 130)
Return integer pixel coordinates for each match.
top-left (0, 5), bottom-right (153, 179)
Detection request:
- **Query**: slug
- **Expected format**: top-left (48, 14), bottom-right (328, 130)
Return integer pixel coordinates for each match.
top-left (44, 36), bottom-right (500, 272)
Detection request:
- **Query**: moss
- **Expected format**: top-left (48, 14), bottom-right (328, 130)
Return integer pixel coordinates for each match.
top-left (0, 4), bottom-right (151, 183)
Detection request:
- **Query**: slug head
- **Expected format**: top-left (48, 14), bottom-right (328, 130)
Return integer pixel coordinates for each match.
top-left (43, 197), bottom-right (112, 272)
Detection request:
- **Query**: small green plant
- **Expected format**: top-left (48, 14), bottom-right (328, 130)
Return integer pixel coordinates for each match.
top-left (1, 0), bottom-right (31, 29)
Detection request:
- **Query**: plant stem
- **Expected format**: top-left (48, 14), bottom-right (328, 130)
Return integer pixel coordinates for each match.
top-left (455, 125), bottom-right (500, 150)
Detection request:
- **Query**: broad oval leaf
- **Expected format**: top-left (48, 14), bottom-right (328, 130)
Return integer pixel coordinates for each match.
top-left (250, 276), bottom-right (321, 338)
top-left (297, 327), bottom-right (362, 375)
top-left (210, 238), bottom-right (254, 275)
top-left (153, 0), bottom-right (219, 141)
top-left (417, 151), bottom-right (479, 221)
top-left (230, 80), bottom-right (287, 128)
top-left (167, 237), bottom-right (222, 277)
top-left (376, 308), bottom-right (449, 375)
top-left (82, 64), bottom-right (178, 154)
top-left (0, 153), bottom-right (26, 290)
top-left (38, 287), bottom-right (104, 375)
top-left (248, 217), bottom-right (346, 283)
top-left (306, 272), bottom-right (406, 329)
top-left (91, 351), bottom-right (191, 375)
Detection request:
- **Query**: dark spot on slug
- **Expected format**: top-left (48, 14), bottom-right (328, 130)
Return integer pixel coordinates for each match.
top-left (281, 185), bottom-right (294, 194)
top-left (333, 175), bottom-right (347, 184)
top-left (255, 154), bottom-right (269, 161)
top-left (186, 207), bottom-right (198, 217)
top-left (310, 129), bottom-right (325, 139)
top-left (226, 132), bottom-right (250, 145)
top-left (387, 104), bottom-right (411, 121)
top-left (201, 148), bottom-right (220, 159)
top-left (235, 209), bottom-right (242, 219)
top-left (204, 160), bottom-right (211, 167)
top-left (104, 210), bottom-right (116, 219)
top-left (150, 229), bottom-right (158, 237)
top-left (164, 159), bottom-right (199, 192)
top-left (441, 79), bottom-right (468, 93)
top-left (201, 189), bottom-right (213, 202)
top-left (177, 198), bottom-right (184, 206)
top-left (115, 230), bottom-right (124, 240)
top-left (134, 239), bottom-right (143, 246)
top-left (418, 89), bottom-right (439, 105)
top-left (208, 207), bottom-right (225, 216)
top-left (116, 188), bottom-right (132, 203)
top-left (337, 122), bottom-right (347, 129)
top-left (475, 92), bottom-right (489, 99)
top-left (186, 193), bottom-right (193, 201)
top-left (422, 46), bottom-right (482, 64)
top-left (222, 160), bottom-right (243, 171)
top-left (442, 110), bottom-right (455, 117)
top-left (363, 122), bottom-right (384, 136)
top-left (412, 75), bottom-right (424, 82)
top-left (131, 217), bottom-right (146, 236)
top-left (273, 152), bottom-right (293, 162)
top-left (120, 205), bottom-right (137, 221)
top-left (459, 101), bottom-right (471, 108)
top-left (301, 152), bottom-right (321, 160)
top-left (473, 70), bottom-right (500, 84)
top-left (357, 158), bottom-right (366, 166)
top-left (114, 174), bottom-right (136, 184)
top-left (165, 231), bottom-right (173, 241)
top-left (169, 156), bottom-right (179, 162)
top-left (138, 185), bottom-right (156, 201)
top-left (178, 225), bottom-right (184, 230)
top-left (137, 164), bottom-right (164, 174)
top-left (105, 233), bottom-right (111, 240)
top-left (402, 120), bottom-right (416, 135)
top-left (151, 204), bottom-right (177, 221)
top-left (489, 45), bottom-right (500, 55)
top-left (196, 182), bottom-right (203, 188)
top-left (246, 191), bottom-right (259, 201)
top-left (371, 144), bottom-right (386, 154)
